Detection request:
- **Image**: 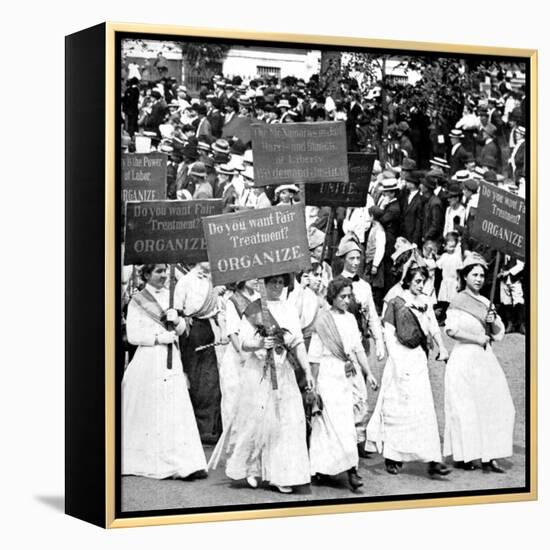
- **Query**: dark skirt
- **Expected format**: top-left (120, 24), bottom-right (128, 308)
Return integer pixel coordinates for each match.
top-left (180, 318), bottom-right (222, 444)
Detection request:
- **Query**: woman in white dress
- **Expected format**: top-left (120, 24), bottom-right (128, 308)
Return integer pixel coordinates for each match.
top-left (308, 276), bottom-right (379, 491)
top-left (366, 263), bottom-right (451, 478)
top-left (219, 279), bottom-right (259, 428)
top-left (443, 253), bottom-right (515, 473)
top-left (208, 274), bottom-right (314, 494)
top-left (122, 264), bottom-right (207, 480)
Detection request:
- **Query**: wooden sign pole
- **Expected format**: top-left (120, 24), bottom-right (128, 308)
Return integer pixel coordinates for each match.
top-left (258, 279), bottom-right (278, 390)
top-left (320, 207), bottom-right (335, 264)
top-left (166, 264), bottom-right (176, 370)
top-left (486, 250), bottom-right (502, 339)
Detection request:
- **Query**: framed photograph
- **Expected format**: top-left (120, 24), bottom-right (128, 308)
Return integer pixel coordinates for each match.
top-left (65, 22), bottom-right (537, 528)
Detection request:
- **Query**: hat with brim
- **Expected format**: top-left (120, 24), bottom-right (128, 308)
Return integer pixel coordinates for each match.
top-left (453, 170), bottom-right (470, 183)
top-left (449, 129), bottom-right (464, 139)
top-left (516, 125), bottom-right (526, 136)
top-left (463, 179), bottom-right (479, 193)
top-left (212, 152), bottom-right (231, 164)
top-left (461, 251), bottom-right (488, 271)
top-left (381, 178), bottom-right (399, 192)
top-left (429, 157), bottom-right (450, 171)
top-left (212, 139), bottom-right (230, 155)
top-left (446, 181), bottom-right (463, 197)
top-left (404, 171), bottom-right (421, 186)
top-left (142, 131), bottom-right (157, 138)
top-left (483, 170), bottom-right (498, 184)
top-left (336, 233), bottom-right (362, 258)
top-left (472, 166), bottom-right (486, 180)
top-left (275, 184), bottom-right (299, 196)
top-left (277, 99), bottom-right (291, 109)
top-left (307, 227), bottom-right (326, 250)
top-left (197, 140), bottom-right (211, 152)
top-left (189, 161), bottom-right (207, 178)
top-left (216, 163), bottom-right (236, 176)
top-left (391, 237), bottom-right (416, 263)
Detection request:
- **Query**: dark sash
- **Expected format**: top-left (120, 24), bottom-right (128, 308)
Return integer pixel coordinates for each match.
top-left (448, 290), bottom-right (488, 331)
top-left (132, 288), bottom-right (169, 330)
top-left (313, 309), bottom-right (357, 376)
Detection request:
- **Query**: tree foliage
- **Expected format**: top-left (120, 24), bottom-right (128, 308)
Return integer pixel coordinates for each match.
top-left (179, 42), bottom-right (231, 74)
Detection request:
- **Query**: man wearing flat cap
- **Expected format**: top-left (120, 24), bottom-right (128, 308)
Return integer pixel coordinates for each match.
top-left (336, 234), bottom-right (384, 458)
top-left (400, 170), bottom-right (425, 247)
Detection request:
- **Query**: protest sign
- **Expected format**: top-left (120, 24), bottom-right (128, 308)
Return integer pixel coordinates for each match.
top-left (305, 152), bottom-right (376, 207)
top-left (122, 152), bottom-right (167, 203)
top-left (471, 182), bottom-right (526, 259)
top-left (202, 204), bottom-right (311, 286)
top-left (251, 122), bottom-right (348, 187)
top-left (124, 199), bottom-right (223, 265)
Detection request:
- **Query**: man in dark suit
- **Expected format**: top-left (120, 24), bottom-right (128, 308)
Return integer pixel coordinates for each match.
top-left (143, 90), bottom-right (168, 135)
top-left (449, 128), bottom-right (470, 175)
top-left (206, 95), bottom-right (224, 138)
top-left (379, 179), bottom-right (402, 293)
top-left (477, 123), bottom-right (502, 172)
top-left (400, 171), bottom-right (424, 247)
top-left (420, 172), bottom-right (445, 244)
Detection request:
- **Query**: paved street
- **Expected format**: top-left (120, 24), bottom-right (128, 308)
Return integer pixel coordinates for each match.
top-left (122, 332), bottom-right (527, 512)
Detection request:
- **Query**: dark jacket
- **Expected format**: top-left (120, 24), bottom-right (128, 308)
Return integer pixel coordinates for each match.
top-left (400, 191), bottom-right (424, 246)
top-left (422, 193), bottom-right (445, 243)
top-left (477, 139), bottom-right (502, 171)
top-left (449, 143), bottom-right (470, 175)
top-left (380, 199), bottom-right (402, 254)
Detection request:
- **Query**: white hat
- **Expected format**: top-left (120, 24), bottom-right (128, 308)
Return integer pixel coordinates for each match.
top-left (274, 184), bottom-right (299, 196)
top-left (381, 178), bottom-right (399, 192)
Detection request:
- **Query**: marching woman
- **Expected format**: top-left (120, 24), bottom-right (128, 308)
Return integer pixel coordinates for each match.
top-left (443, 253), bottom-right (515, 473)
top-left (308, 276), bottom-right (379, 491)
top-left (122, 264), bottom-right (207, 480)
top-left (209, 274), bottom-right (314, 494)
top-left (366, 261), bottom-right (451, 478)
top-left (219, 279), bottom-right (260, 428)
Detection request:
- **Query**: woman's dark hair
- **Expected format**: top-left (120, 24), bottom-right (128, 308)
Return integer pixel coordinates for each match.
top-left (391, 249), bottom-right (413, 278)
top-left (295, 261), bottom-right (321, 283)
top-left (459, 263), bottom-right (488, 290)
top-left (401, 265), bottom-right (429, 289)
top-left (140, 263), bottom-right (166, 283)
top-left (264, 273), bottom-right (291, 287)
top-left (326, 275), bottom-right (353, 306)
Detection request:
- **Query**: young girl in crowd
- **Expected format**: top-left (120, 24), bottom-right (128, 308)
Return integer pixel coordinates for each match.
top-left (421, 240), bottom-right (438, 306)
top-left (436, 232), bottom-right (463, 323)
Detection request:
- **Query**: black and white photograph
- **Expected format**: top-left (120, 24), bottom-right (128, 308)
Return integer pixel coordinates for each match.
top-left (117, 32), bottom-right (531, 517)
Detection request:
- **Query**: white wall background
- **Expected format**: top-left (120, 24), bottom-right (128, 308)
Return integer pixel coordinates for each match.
top-left (1, 1), bottom-right (547, 548)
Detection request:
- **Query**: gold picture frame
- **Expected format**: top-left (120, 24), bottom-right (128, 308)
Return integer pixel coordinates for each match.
top-left (65, 21), bottom-right (537, 529)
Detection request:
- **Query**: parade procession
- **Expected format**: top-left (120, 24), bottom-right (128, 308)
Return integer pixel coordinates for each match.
top-left (118, 39), bottom-right (528, 511)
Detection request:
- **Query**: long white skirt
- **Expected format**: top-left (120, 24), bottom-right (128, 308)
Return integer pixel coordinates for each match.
top-left (367, 343), bottom-right (442, 462)
top-left (309, 356), bottom-right (358, 475)
top-left (209, 352), bottom-right (310, 487)
top-left (122, 343), bottom-right (207, 479)
top-left (443, 341), bottom-right (515, 462)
